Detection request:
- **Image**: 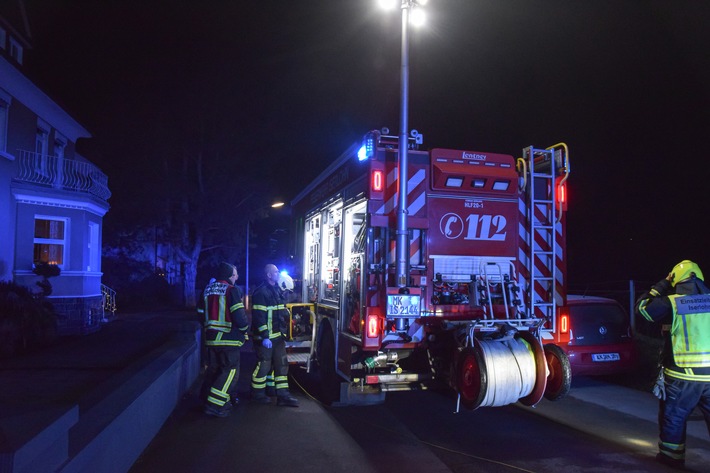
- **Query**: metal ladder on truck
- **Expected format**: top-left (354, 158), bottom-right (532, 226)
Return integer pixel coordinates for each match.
top-left (523, 145), bottom-right (566, 333)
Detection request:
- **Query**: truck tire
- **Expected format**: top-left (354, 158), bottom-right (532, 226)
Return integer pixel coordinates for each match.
top-left (543, 344), bottom-right (571, 401)
top-left (317, 326), bottom-right (341, 404)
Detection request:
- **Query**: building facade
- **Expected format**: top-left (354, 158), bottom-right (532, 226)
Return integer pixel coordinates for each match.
top-left (1, 7), bottom-right (111, 335)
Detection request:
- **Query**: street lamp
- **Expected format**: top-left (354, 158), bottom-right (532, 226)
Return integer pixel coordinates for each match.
top-left (380, 0), bottom-right (427, 288)
top-left (245, 201), bottom-right (285, 306)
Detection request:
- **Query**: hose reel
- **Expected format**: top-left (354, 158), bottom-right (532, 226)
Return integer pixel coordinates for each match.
top-left (456, 331), bottom-right (547, 410)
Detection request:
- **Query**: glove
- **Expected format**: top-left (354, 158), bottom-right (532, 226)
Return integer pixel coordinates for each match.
top-left (262, 338), bottom-right (272, 349)
top-left (652, 369), bottom-right (666, 401)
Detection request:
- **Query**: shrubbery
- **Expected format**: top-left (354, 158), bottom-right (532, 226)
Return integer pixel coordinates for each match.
top-left (0, 281), bottom-right (58, 359)
top-left (101, 257), bottom-right (171, 310)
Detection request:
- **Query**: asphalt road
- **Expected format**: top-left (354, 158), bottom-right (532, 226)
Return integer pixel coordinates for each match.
top-left (129, 351), bottom-right (708, 473)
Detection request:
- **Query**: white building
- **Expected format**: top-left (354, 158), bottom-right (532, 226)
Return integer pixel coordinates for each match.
top-left (1, 6), bottom-right (111, 335)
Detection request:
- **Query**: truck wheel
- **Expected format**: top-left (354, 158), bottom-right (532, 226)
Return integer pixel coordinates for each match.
top-left (317, 327), bottom-right (340, 404)
top-left (457, 346), bottom-right (487, 410)
top-left (543, 344), bottom-right (571, 401)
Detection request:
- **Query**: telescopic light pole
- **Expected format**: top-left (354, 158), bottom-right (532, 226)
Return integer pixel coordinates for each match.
top-left (386, 0), bottom-right (426, 288)
top-left (245, 201), bottom-right (285, 307)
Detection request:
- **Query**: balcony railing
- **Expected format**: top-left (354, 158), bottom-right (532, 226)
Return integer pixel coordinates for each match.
top-left (14, 150), bottom-right (112, 201)
top-left (101, 283), bottom-right (117, 320)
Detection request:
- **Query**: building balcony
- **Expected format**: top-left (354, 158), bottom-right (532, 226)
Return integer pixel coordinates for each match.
top-left (13, 149), bottom-right (111, 201)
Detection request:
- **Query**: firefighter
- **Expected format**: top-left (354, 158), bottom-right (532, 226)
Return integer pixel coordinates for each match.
top-left (250, 264), bottom-right (299, 407)
top-left (636, 260), bottom-right (710, 469)
top-left (198, 262), bottom-right (249, 417)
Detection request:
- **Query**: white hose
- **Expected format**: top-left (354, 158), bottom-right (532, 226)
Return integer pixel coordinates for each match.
top-left (477, 338), bottom-right (537, 407)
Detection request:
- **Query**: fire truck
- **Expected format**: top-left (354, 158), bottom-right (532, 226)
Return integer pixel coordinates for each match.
top-left (284, 129), bottom-right (572, 408)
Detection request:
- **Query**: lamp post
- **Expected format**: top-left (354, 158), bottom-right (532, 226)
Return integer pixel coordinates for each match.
top-left (381, 0), bottom-right (427, 288)
top-left (245, 201), bottom-right (285, 307)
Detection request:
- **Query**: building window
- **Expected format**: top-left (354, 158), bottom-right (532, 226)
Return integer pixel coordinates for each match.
top-left (88, 221), bottom-right (100, 272)
top-left (0, 98), bottom-right (8, 154)
top-left (35, 123), bottom-right (49, 175)
top-left (54, 135), bottom-right (66, 158)
top-left (9, 37), bottom-right (23, 64)
top-left (34, 217), bottom-right (68, 267)
top-left (36, 124), bottom-right (49, 155)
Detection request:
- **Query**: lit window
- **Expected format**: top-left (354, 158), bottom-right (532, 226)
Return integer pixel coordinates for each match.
top-left (34, 217), bottom-right (68, 267)
top-left (446, 176), bottom-right (464, 187)
top-left (492, 180), bottom-right (510, 191)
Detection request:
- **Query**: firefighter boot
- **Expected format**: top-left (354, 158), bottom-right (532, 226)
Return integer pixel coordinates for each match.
top-left (251, 389), bottom-right (272, 404)
top-left (276, 393), bottom-right (299, 407)
top-left (203, 403), bottom-right (231, 418)
top-left (655, 453), bottom-right (685, 470)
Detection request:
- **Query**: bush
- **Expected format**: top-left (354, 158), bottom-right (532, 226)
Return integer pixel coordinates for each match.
top-left (0, 281), bottom-right (58, 358)
top-left (101, 257), bottom-right (172, 310)
top-left (32, 262), bottom-right (61, 296)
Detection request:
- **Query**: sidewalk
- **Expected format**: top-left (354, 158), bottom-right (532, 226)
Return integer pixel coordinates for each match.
top-left (518, 376), bottom-right (710, 467)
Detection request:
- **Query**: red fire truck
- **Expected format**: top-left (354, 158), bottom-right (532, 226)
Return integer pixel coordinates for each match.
top-left (284, 129), bottom-right (572, 408)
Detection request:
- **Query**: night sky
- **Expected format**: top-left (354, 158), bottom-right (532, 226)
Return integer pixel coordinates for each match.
top-left (18, 0), bottom-right (710, 290)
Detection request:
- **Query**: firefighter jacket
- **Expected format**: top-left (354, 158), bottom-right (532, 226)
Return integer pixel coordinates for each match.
top-left (251, 281), bottom-right (289, 341)
top-left (636, 277), bottom-right (710, 382)
top-left (198, 279), bottom-right (249, 347)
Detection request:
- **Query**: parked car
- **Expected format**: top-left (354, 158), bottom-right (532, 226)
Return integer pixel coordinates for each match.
top-left (561, 295), bottom-right (637, 376)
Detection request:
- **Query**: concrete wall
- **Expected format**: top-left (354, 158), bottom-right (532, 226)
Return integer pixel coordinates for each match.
top-left (3, 323), bottom-right (200, 473)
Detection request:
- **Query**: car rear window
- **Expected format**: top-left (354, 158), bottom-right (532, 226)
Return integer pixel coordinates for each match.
top-left (569, 302), bottom-right (630, 345)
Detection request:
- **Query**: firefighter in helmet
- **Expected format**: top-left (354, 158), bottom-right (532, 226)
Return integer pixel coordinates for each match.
top-left (250, 264), bottom-right (299, 407)
top-left (198, 262), bottom-right (249, 417)
top-left (636, 260), bottom-right (710, 469)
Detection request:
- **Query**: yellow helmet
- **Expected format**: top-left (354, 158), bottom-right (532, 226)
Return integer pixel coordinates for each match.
top-left (670, 260), bottom-right (704, 286)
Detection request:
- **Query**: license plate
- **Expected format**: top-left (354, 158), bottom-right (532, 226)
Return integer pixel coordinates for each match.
top-left (591, 353), bottom-right (620, 362)
top-left (386, 295), bottom-right (421, 317)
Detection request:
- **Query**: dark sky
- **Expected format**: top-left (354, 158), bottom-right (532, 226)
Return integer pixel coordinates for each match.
top-left (18, 0), bottom-right (710, 288)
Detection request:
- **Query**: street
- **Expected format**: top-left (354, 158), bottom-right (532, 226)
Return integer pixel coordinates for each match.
top-left (128, 349), bottom-right (708, 473)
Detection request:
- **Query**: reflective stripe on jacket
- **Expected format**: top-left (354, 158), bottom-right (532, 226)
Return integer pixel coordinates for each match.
top-left (636, 277), bottom-right (710, 381)
top-left (668, 294), bottom-right (710, 368)
top-left (200, 279), bottom-right (249, 347)
top-left (251, 282), bottom-right (288, 340)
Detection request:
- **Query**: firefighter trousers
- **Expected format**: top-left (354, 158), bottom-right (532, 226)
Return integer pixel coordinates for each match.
top-left (658, 376), bottom-right (710, 462)
top-left (204, 346), bottom-right (241, 409)
top-left (252, 336), bottom-right (290, 397)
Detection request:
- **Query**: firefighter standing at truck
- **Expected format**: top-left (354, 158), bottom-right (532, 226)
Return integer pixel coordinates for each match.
top-left (636, 260), bottom-right (710, 469)
top-left (250, 264), bottom-right (299, 407)
top-left (198, 262), bottom-right (250, 418)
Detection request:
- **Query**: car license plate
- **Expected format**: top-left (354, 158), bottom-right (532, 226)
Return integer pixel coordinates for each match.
top-left (591, 353), bottom-right (620, 362)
